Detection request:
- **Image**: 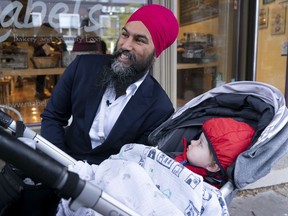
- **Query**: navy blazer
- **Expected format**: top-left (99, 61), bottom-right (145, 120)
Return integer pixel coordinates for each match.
top-left (41, 54), bottom-right (174, 164)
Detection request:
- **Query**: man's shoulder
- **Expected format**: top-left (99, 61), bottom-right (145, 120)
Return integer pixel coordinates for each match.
top-left (76, 54), bottom-right (113, 64)
top-left (143, 75), bottom-right (168, 93)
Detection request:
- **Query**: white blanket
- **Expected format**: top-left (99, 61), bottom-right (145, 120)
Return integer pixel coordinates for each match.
top-left (57, 144), bottom-right (229, 216)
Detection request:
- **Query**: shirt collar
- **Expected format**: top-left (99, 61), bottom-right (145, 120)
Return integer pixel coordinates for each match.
top-left (126, 72), bottom-right (148, 96)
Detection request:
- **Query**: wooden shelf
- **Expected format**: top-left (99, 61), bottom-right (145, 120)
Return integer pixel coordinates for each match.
top-left (0, 67), bottom-right (65, 77)
top-left (177, 62), bottom-right (218, 70)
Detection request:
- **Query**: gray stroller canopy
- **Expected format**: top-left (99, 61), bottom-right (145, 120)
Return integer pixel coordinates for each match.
top-left (149, 81), bottom-right (288, 189)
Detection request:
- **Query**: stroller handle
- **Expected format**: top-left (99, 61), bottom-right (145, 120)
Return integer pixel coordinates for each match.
top-left (0, 109), bottom-right (77, 166)
top-left (0, 128), bottom-right (69, 191)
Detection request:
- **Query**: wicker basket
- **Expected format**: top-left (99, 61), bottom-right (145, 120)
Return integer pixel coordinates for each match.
top-left (31, 56), bottom-right (59, 68)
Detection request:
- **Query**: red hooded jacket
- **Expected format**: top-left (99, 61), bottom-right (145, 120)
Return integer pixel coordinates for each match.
top-left (174, 118), bottom-right (255, 188)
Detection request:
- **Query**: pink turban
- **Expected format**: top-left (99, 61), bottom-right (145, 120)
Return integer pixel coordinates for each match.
top-left (126, 4), bottom-right (179, 57)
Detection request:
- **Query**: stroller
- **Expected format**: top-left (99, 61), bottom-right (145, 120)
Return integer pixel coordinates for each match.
top-left (0, 81), bottom-right (288, 215)
top-left (149, 80), bottom-right (288, 203)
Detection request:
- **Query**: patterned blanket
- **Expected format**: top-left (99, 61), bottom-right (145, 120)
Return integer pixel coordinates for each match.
top-left (57, 144), bottom-right (229, 216)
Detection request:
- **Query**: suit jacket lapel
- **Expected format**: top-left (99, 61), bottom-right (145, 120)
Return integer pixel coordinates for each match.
top-left (104, 75), bottom-right (154, 144)
top-left (84, 83), bottom-right (105, 144)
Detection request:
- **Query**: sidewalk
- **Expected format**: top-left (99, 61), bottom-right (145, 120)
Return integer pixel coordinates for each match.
top-left (228, 155), bottom-right (288, 216)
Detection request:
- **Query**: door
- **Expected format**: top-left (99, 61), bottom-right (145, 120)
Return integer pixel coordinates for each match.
top-left (255, 0), bottom-right (288, 97)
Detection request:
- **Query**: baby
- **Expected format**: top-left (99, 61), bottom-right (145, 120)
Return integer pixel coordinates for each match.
top-left (174, 117), bottom-right (255, 187)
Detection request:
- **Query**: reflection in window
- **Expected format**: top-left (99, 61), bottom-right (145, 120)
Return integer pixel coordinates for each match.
top-left (0, 0), bottom-right (147, 124)
top-left (59, 13), bottom-right (81, 37)
top-left (31, 12), bottom-right (42, 27)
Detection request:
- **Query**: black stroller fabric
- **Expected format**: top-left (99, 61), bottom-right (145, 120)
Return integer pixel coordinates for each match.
top-left (0, 163), bottom-right (60, 216)
top-left (0, 129), bottom-right (60, 216)
top-left (149, 93), bottom-right (274, 151)
top-left (1, 184), bottom-right (60, 216)
top-left (149, 81), bottom-right (288, 189)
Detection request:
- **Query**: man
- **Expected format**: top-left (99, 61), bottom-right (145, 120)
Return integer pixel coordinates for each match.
top-left (40, 4), bottom-right (179, 165)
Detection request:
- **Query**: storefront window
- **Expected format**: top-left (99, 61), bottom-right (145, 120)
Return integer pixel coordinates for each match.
top-left (0, 0), bottom-right (146, 125)
top-left (176, 0), bottom-right (225, 107)
top-left (256, 0), bottom-right (288, 95)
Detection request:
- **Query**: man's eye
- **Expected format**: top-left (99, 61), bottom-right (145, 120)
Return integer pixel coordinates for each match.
top-left (135, 37), bottom-right (148, 44)
top-left (121, 32), bottom-right (128, 37)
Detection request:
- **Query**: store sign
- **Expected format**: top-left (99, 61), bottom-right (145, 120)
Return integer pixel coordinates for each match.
top-left (0, 0), bottom-right (106, 42)
top-left (101, 5), bottom-right (139, 14)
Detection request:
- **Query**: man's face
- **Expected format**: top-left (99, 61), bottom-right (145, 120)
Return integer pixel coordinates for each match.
top-left (113, 21), bottom-right (156, 73)
top-left (100, 21), bottom-right (156, 93)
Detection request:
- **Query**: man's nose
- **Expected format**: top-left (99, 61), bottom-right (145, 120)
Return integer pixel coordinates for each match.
top-left (121, 38), bottom-right (133, 50)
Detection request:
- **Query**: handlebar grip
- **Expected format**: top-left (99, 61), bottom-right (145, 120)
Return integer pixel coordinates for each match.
top-left (0, 110), bottom-right (13, 128)
top-left (0, 128), bottom-right (66, 189)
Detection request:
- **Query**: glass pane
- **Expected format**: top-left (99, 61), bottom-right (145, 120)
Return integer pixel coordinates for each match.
top-left (256, 0), bottom-right (288, 94)
top-left (0, 0), bottom-right (146, 124)
top-left (177, 0), bottom-right (235, 107)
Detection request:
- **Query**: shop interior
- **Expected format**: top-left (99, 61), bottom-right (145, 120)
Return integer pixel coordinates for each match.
top-left (0, 0), bottom-right (142, 124)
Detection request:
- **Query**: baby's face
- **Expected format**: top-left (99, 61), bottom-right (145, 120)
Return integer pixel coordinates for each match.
top-left (186, 132), bottom-right (213, 168)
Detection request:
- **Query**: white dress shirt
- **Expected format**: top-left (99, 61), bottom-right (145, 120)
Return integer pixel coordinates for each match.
top-left (89, 74), bottom-right (147, 149)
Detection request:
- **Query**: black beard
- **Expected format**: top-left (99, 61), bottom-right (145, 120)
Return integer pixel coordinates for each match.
top-left (100, 49), bottom-right (155, 97)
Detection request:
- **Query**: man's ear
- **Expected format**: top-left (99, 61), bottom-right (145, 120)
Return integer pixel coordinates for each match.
top-left (206, 162), bottom-right (220, 173)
